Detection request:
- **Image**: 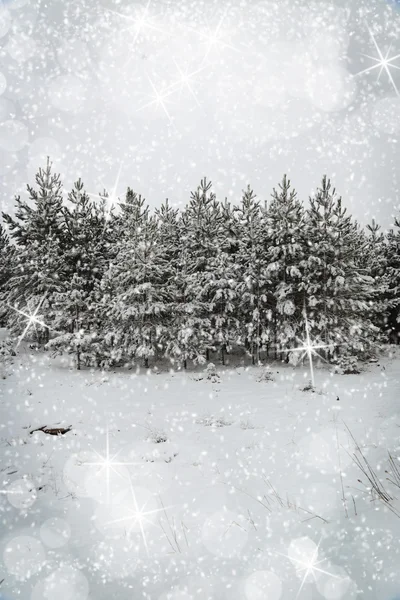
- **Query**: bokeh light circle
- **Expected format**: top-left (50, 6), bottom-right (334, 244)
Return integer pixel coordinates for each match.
top-left (40, 517), bottom-right (71, 548)
top-left (245, 570), bottom-right (283, 600)
top-left (3, 536), bottom-right (45, 579)
top-left (7, 478), bottom-right (37, 509)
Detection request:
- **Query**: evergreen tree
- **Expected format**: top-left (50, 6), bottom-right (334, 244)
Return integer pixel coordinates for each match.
top-left (179, 178), bottom-right (224, 362)
top-left (200, 246), bottom-right (239, 365)
top-left (363, 219), bottom-right (388, 340)
top-left (265, 175), bottom-right (305, 358)
top-left (46, 179), bottom-right (114, 369)
top-left (386, 216), bottom-right (400, 344)
top-left (235, 187), bottom-right (273, 363)
top-left (2, 159), bottom-right (66, 343)
top-left (102, 191), bottom-right (170, 367)
top-left (154, 199), bottom-right (192, 366)
top-left (0, 223), bottom-right (14, 325)
top-left (303, 176), bottom-right (378, 358)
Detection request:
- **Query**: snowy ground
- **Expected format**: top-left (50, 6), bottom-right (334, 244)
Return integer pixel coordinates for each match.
top-left (1, 332), bottom-right (400, 600)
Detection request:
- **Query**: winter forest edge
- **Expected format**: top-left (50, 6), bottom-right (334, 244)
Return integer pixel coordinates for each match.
top-left (1, 158), bottom-right (399, 374)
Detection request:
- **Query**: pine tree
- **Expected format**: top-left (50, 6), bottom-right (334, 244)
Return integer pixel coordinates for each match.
top-left (154, 199), bottom-right (191, 366)
top-left (265, 175), bottom-right (305, 359)
top-left (235, 187), bottom-right (272, 363)
top-left (363, 219), bottom-right (388, 340)
top-left (303, 176), bottom-right (378, 358)
top-left (46, 179), bottom-right (114, 369)
top-left (2, 159), bottom-right (66, 343)
top-left (0, 223), bottom-right (14, 325)
top-left (386, 216), bottom-right (400, 344)
top-left (200, 246), bottom-right (239, 365)
top-left (178, 179), bottom-right (224, 362)
top-left (206, 198), bottom-right (241, 364)
top-left (102, 191), bottom-right (170, 367)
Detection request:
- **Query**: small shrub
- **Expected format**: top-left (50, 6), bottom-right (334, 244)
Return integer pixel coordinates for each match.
top-left (333, 355), bottom-right (360, 375)
top-left (146, 428), bottom-right (168, 444)
top-left (205, 362), bottom-right (220, 382)
top-left (257, 365), bottom-right (274, 382)
top-left (0, 339), bottom-right (16, 359)
top-left (300, 380), bottom-right (316, 392)
top-left (0, 339), bottom-right (16, 379)
top-left (196, 414), bottom-right (232, 428)
top-left (239, 419), bottom-right (256, 430)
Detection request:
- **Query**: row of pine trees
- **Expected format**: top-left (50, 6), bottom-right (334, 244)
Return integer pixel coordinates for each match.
top-left (0, 160), bottom-right (399, 370)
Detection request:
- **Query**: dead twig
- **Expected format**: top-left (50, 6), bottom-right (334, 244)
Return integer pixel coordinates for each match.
top-left (30, 425), bottom-right (72, 436)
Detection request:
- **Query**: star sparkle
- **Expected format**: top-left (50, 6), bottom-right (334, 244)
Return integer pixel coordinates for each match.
top-left (84, 427), bottom-right (139, 503)
top-left (358, 25), bottom-right (400, 96)
top-left (107, 0), bottom-right (168, 70)
top-left (137, 61), bottom-right (207, 120)
top-left (107, 0), bottom-right (165, 45)
top-left (8, 292), bottom-right (52, 348)
top-left (138, 74), bottom-right (175, 123)
top-left (88, 163), bottom-right (123, 222)
top-left (197, 10), bottom-right (240, 65)
top-left (285, 307), bottom-right (332, 388)
top-left (106, 479), bottom-right (172, 555)
top-left (277, 538), bottom-right (343, 599)
top-left (171, 60), bottom-right (207, 108)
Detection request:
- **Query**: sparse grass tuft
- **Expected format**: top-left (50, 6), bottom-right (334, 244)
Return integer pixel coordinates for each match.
top-left (196, 414), bottom-right (232, 428)
top-left (146, 427), bottom-right (168, 444)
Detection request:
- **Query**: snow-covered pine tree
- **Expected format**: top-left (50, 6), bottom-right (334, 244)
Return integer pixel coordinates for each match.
top-left (0, 223), bottom-right (14, 325)
top-left (265, 175), bottom-right (305, 359)
top-left (2, 159), bottom-right (66, 344)
top-left (179, 178), bottom-right (224, 362)
top-left (102, 190), bottom-right (170, 367)
top-left (235, 186), bottom-right (272, 364)
top-left (220, 197), bottom-right (240, 261)
top-left (304, 176), bottom-right (378, 358)
top-left (386, 216), bottom-right (400, 344)
top-left (200, 244), bottom-right (239, 365)
top-left (153, 199), bottom-right (182, 362)
top-left (362, 219), bottom-right (389, 340)
top-left (162, 211), bottom-right (207, 367)
top-left (46, 179), bottom-right (114, 369)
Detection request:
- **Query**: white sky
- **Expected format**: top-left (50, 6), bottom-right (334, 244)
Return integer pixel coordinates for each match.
top-left (0, 0), bottom-right (400, 229)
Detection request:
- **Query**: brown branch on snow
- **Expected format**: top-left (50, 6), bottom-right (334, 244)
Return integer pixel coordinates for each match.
top-left (30, 425), bottom-right (72, 436)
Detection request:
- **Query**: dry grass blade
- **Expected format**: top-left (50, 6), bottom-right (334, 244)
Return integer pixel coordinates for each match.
top-left (387, 452), bottom-right (400, 488)
top-left (343, 421), bottom-right (400, 518)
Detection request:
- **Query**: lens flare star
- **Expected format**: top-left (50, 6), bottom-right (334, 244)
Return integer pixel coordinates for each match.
top-left (106, 0), bottom-right (168, 70)
top-left (88, 163), bottom-right (123, 222)
top-left (171, 60), bottom-right (207, 108)
top-left (286, 307), bottom-right (332, 388)
top-left (138, 75), bottom-right (175, 123)
top-left (277, 538), bottom-right (343, 599)
top-left (358, 25), bottom-right (400, 96)
top-left (8, 292), bottom-right (52, 348)
top-left (137, 61), bottom-right (207, 120)
top-left (84, 427), bottom-right (140, 503)
top-left (107, 0), bottom-right (165, 45)
top-left (198, 10), bottom-right (240, 65)
top-left (106, 479), bottom-right (173, 555)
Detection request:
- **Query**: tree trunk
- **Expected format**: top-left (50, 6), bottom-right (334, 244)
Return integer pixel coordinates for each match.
top-left (221, 346), bottom-right (225, 366)
top-left (144, 357), bottom-right (149, 369)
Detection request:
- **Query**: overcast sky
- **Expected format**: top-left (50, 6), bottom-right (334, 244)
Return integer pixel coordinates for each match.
top-left (0, 0), bottom-right (400, 229)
